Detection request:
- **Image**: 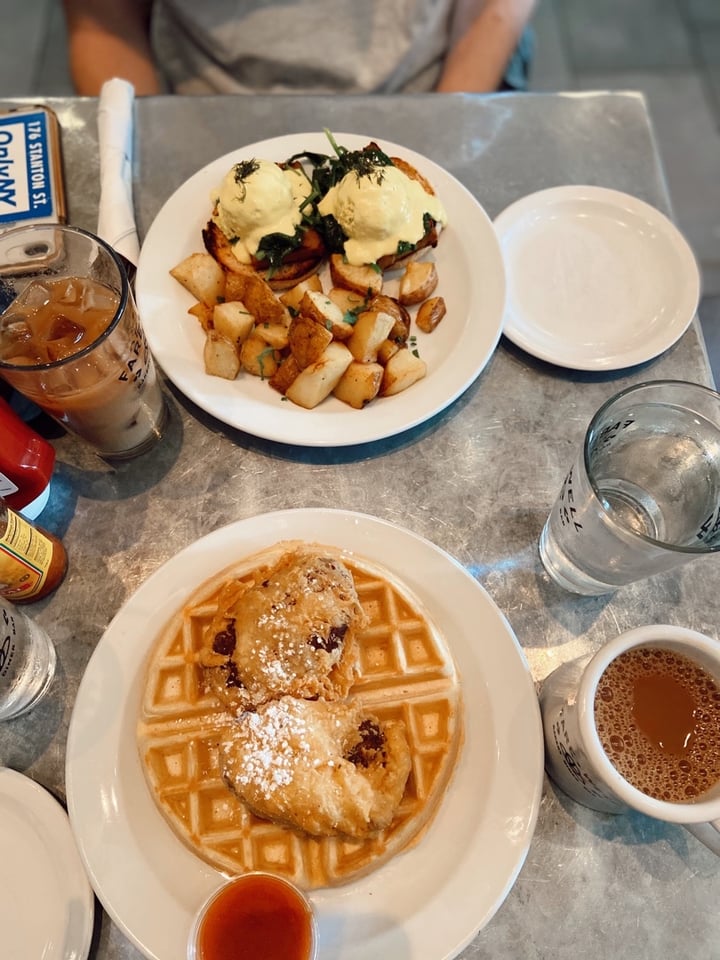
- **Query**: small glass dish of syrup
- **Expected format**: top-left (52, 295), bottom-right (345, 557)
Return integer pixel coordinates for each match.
top-left (187, 871), bottom-right (318, 960)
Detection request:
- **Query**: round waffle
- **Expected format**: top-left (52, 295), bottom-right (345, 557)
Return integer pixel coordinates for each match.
top-left (136, 540), bottom-right (462, 889)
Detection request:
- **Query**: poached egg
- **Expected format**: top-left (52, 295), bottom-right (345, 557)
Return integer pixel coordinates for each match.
top-left (317, 163), bottom-right (447, 266)
top-left (212, 159), bottom-right (312, 264)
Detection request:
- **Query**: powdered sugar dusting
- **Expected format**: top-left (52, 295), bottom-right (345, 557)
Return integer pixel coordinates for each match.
top-left (221, 553), bottom-right (360, 700)
top-left (229, 699), bottom-right (312, 797)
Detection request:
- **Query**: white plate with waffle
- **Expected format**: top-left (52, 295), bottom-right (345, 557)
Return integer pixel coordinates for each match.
top-left (66, 509), bottom-right (543, 960)
top-left (136, 132), bottom-right (506, 447)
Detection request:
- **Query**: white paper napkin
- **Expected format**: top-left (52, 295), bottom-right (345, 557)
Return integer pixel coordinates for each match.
top-left (96, 78), bottom-right (140, 265)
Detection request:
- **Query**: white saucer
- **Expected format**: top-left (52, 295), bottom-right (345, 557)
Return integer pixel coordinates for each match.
top-left (0, 767), bottom-right (94, 959)
top-left (494, 185), bottom-right (701, 370)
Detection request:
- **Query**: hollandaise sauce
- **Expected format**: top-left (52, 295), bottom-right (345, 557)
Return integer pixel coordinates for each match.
top-left (212, 159), bottom-right (311, 263)
top-left (318, 163), bottom-right (447, 265)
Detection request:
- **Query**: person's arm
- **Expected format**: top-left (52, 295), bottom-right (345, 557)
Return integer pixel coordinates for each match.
top-left (436, 0), bottom-right (537, 92)
top-left (62, 0), bottom-right (161, 95)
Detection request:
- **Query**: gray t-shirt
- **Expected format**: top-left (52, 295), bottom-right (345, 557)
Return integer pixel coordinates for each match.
top-left (151, 0), bottom-right (457, 95)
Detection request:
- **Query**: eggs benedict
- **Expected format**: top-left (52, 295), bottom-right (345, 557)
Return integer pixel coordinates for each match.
top-left (201, 137), bottom-right (447, 288)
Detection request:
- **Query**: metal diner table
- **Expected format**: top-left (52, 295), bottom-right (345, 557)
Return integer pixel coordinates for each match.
top-left (1, 92), bottom-right (718, 959)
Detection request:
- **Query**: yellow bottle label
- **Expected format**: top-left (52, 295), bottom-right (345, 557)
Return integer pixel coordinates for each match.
top-left (0, 510), bottom-right (51, 600)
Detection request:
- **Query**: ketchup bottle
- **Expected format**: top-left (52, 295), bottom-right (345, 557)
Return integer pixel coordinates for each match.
top-left (0, 395), bottom-right (55, 519)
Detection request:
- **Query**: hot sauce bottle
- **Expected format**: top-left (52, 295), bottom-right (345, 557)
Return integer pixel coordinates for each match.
top-left (0, 501), bottom-right (67, 603)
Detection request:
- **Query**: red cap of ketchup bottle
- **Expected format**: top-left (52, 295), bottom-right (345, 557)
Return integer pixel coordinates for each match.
top-left (0, 395), bottom-right (55, 519)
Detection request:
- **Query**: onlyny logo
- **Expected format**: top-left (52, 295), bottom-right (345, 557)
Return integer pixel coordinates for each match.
top-left (0, 112), bottom-right (53, 223)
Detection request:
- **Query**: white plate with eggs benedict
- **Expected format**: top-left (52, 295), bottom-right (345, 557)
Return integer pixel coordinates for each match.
top-left (136, 132), bottom-right (506, 447)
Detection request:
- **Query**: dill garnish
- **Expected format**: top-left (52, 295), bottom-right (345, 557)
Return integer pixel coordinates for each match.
top-left (285, 130), bottom-right (395, 254)
top-left (231, 159), bottom-right (260, 200)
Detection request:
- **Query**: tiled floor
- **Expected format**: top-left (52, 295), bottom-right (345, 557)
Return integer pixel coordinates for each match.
top-left (1, 0), bottom-right (719, 379)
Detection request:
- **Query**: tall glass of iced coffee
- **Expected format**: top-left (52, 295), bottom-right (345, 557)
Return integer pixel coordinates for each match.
top-left (0, 224), bottom-right (167, 460)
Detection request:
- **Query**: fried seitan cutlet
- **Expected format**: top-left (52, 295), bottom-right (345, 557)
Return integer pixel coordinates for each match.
top-left (199, 548), bottom-right (366, 711)
top-left (222, 695), bottom-right (411, 839)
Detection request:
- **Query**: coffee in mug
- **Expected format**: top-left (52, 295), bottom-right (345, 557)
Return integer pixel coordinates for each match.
top-left (539, 625), bottom-right (720, 856)
top-left (594, 646), bottom-right (720, 804)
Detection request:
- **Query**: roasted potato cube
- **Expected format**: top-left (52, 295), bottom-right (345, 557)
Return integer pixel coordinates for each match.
top-left (327, 286), bottom-right (368, 318)
top-left (296, 290), bottom-right (335, 323)
top-left (398, 260), bottom-right (438, 305)
top-left (247, 283), bottom-right (291, 327)
top-left (333, 361), bottom-right (383, 409)
top-left (254, 322), bottom-right (290, 350)
top-left (377, 338), bottom-right (401, 365)
top-left (300, 289), bottom-right (342, 324)
top-left (203, 330), bottom-right (240, 380)
top-left (347, 310), bottom-right (395, 363)
top-left (224, 270), bottom-right (249, 302)
top-left (288, 315), bottom-right (334, 369)
top-left (300, 289), bottom-right (355, 341)
top-left (239, 334), bottom-right (280, 379)
top-left (223, 266), bottom-right (290, 327)
top-left (188, 301), bottom-right (215, 332)
top-left (415, 296), bottom-right (447, 333)
top-left (368, 293), bottom-right (411, 343)
top-left (329, 254), bottom-right (383, 297)
top-left (285, 342), bottom-right (353, 409)
top-left (379, 347), bottom-right (428, 396)
top-left (268, 355), bottom-right (301, 395)
top-left (279, 275), bottom-right (324, 313)
top-left (170, 252), bottom-right (225, 305)
top-left (212, 300), bottom-right (254, 345)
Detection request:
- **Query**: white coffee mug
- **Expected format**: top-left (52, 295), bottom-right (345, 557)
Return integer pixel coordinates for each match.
top-left (539, 624), bottom-right (720, 855)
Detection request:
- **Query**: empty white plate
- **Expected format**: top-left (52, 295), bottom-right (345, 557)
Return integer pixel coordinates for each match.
top-left (494, 185), bottom-right (701, 370)
top-left (0, 767), bottom-right (94, 960)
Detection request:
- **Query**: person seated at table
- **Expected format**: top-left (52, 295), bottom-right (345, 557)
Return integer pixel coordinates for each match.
top-left (61, 0), bottom-right (536, 96)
